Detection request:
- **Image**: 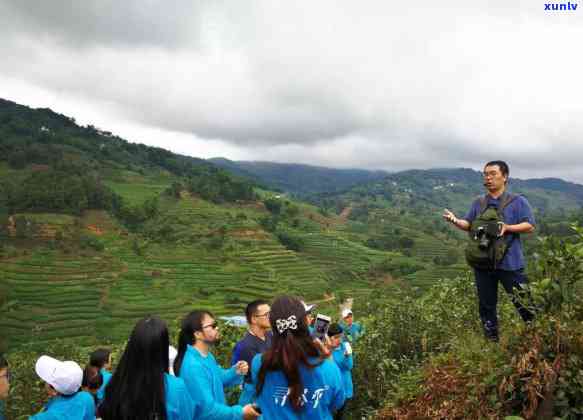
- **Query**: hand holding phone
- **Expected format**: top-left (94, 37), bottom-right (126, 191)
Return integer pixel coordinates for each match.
top-left (313, 314), bottom-right (331, 341)
top-left (235, 360), bottom-right (249, 376)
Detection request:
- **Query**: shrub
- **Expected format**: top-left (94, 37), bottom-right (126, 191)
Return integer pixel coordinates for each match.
top-left (276, 230), bottom-right (305, 252)
top-left (79, 234), bottom-right (104, 252)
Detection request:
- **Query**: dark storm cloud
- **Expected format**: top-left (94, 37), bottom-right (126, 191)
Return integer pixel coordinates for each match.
top-left (0, 0), bottom-right (206, 49)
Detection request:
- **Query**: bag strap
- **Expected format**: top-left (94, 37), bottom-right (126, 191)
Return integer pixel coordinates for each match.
top-left (494, 192), bottom-right (519, 269)
top-left (478, 195), bottom-right (489, 214)
top-left (498, 192), bottom-right (516, 213)
top-left (478, 192), bottom-right (516, 216)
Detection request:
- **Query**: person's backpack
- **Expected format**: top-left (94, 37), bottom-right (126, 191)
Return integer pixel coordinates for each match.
top-left (465, 193), bottom-right (517, 270)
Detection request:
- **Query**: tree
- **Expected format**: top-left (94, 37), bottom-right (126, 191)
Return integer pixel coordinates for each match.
top-left (399, 237), bottom-right (415, 249)
top-left (264, 197), bottom-right (282, 215)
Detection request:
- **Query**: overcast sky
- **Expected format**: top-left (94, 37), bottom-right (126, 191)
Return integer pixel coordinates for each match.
top-left (1, 1), bottom-right (582, 182)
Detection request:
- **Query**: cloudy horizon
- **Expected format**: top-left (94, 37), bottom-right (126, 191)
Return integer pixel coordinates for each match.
top-left (1, 1), bottom-right (582, 182)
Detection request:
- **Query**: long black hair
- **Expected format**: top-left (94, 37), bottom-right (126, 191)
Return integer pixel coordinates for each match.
top-left (174, 310), bottom-right (213, 376)
top-left (99, 316), bottom-right (169, 420)
top-left (256, 296), bottom-right (324, 411)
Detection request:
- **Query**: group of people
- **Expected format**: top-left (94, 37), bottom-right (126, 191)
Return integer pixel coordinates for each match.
top-left (0, 297), bottom-right (364, 420)
top-left (0, 159), bottom-right (538, 419)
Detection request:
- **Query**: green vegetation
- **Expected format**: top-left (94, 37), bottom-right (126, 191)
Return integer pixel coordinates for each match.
top-left (2, 97), bottom-right (583, 419)
top-left (349, 224), bottom-right (583, 419)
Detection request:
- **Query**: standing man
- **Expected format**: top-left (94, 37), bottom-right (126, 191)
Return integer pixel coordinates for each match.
top-left (443, 160), bottom-right (536, 341)
top-left (174, 310), bottom-right (260, 420)
top-left (339, 309), bottom-right (364, 344)
top-left (231, 300), bottom-right (272, 405)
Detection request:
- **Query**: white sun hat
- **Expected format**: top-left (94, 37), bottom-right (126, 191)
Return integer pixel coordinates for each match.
top-left (341, 308), bottom-right (353, 318)
top-left (35, 355), bottom-right (83, 395)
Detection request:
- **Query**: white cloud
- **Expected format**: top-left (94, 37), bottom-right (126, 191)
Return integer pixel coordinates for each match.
top-left (1, 0), bottom-right (582, 181)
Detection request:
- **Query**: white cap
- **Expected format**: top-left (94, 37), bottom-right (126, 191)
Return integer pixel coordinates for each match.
top-left (35, 355), bottom-right (83, 395)
top-left (302, 301), bottom-right (315, 313)
top-left (341, 308), bottom-right (353, 318)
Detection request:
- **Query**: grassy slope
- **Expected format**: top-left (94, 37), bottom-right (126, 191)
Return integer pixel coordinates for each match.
top-left (0, 169), bottom-right (395, 348)
top-left (0, 166), bottom-right (472, 349)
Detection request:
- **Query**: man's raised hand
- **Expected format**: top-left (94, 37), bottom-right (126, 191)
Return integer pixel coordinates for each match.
top-left (442, 208), bottom-right (458, 224)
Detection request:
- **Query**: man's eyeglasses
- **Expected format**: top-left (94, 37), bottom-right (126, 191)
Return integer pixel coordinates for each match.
top-left (202, 322), bottom-right (218, 330)
top-left (254, 311), bottom-right (270, 318)
top-left (0, 371), bottom-right (11, 382)
top-left (483, 171), bottom-right (500, 178)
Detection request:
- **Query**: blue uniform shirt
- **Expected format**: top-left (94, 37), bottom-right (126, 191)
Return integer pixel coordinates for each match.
top-left (332, 343), bottom-right (354, 399)
top-left (164, 373), bottom-right (198, 420)
top-left (85, 373), bottom-right (194, 420)
top-left (464, 194), bottom-right (535, 271)
top-left (1, 400), bottom-right (5, 420)
top-left (178, 344), bottom-right (244, 420)
top-left (339, 322), bottom-right (364, 344)
top-left (30, 391), bottom-right (95, 420)
top-left (251, 353), bottom-right (345, 420)
top-left (96, 368), bottom-right (112, 404)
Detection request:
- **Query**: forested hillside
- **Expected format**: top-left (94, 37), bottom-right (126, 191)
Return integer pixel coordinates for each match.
top-left (310, 168), bottom-right (583, 219)
top-left (208, 158), bottom-right (389, 196)
top-left (2, 98), bottom-right (583, 419)
top-left (0, 98), bottom-right (421, 352)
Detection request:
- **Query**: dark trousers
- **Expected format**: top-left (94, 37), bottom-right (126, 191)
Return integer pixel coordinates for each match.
top-left (474, 268), bottom-right (535, 339)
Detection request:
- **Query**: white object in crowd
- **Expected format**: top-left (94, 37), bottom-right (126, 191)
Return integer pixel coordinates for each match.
top-left (35, 355), bottom-right (83, 395)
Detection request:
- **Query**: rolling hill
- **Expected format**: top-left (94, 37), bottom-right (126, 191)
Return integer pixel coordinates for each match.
top-left (2, 97), bottom-right (582, 354)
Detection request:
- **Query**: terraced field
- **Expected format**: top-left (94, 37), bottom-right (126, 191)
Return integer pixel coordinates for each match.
top-left (0, 199), bottom-right (343, 348)
top-left (302, 232), bottom-right (388, 271)
top-left (0, 187), bottom-right (469, 349)
top-left (412, 235), bottom-right (453, 260)
top-left (105, 178), bottom-right (172, 206)
top-left (405, 263), bottom-right (469, 290)
top-left (0, 251), bottom-right (121, 347)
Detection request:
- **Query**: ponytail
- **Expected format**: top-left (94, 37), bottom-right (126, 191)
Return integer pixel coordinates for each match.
top-left (174, 310), bottom-right (213, 376)
top-left (256, 296), bottom-right (323, 411)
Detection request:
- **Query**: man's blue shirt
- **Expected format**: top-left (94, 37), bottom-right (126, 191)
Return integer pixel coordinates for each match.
top-left (178, 344), bottom-right (243, 420)
top-left (464, 193), bottom-right (535, 271)
top-left (231, 331), bottom-right (272, 405)
top-left (231, 331), bottom-right (272, 383)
